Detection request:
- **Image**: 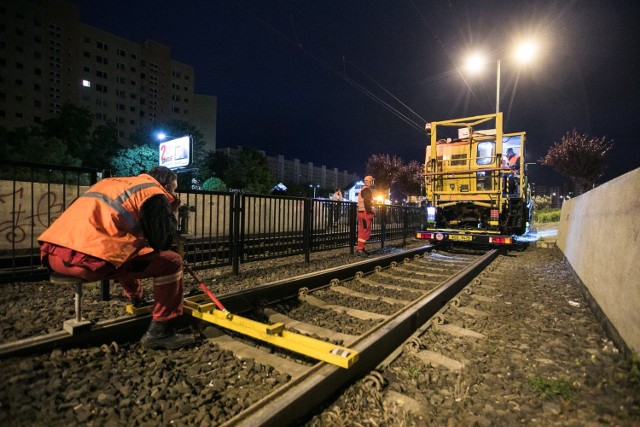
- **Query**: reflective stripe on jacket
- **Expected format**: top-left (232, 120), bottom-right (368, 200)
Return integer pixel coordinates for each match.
top-left (357, 184), bottom-right (371, 213)
top-left (38, 174), bottom-right (174, 267)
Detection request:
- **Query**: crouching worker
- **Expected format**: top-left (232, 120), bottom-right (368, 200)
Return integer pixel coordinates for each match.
top-left (38, 166), bottom-right (195, 350)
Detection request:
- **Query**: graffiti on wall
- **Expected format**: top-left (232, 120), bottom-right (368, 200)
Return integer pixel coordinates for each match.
top-left (0, 181), bottom-right (87, 251)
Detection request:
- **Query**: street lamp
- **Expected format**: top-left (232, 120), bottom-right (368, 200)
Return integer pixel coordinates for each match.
top-left (156, 132), bottom-right (171, 141)
top-left (309, 184), bottom-right (319, 198)
top-left (464, 39), bottom-right (539, 113)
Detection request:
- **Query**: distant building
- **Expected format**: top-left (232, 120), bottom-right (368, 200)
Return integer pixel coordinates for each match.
top-left (1, 0), bottom-right (217, 150)
top-left (218, 146), bottom-right (360, 192)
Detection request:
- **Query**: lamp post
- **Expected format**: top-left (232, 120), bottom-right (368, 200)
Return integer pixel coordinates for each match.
top-left (464, 40), bottom-right (538, 114)
top-left (309, 184), bottom-right (319, 198)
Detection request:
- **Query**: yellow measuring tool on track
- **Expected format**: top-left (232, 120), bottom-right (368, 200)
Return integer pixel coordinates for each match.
top-left (183, 262), bottom-right (359, 369)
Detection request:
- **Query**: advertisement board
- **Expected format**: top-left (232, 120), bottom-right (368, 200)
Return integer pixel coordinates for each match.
top-left (159, 135), bottom-right (192, 170)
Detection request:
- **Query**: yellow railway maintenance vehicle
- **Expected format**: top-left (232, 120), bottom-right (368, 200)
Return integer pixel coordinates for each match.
top-left (416, 112), bottom-right (532, 246)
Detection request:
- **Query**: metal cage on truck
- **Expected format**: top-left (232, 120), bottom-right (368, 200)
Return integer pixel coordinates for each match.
top-left (416, 112), bottom-right (532, 246)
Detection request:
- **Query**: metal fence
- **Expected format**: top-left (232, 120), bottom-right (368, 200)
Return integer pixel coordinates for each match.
top-left (0, 161), bottom-right (423, 282)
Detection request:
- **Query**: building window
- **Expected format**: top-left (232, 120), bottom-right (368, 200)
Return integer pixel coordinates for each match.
top-left (82, 79), bottom-right (91, 87)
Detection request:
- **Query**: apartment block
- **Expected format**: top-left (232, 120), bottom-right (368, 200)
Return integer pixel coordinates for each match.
top-left (0, 0), bottom-right (217, 150)
top-left (220, 146), bottom-right (360, 192)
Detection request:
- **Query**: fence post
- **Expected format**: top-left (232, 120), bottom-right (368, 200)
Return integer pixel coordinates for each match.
top-left (231, 192), bottom-right (242, 275)
top-left (380, 204), bottom-right (387, 250)
top-left (402, 206), bottom-right (408, 247)
top-left (303, 198), bottom-right (311, 263)
top-left (100, 279), bottom-right (110, 301)
top-left (349, 203), bottom-right (356, 254)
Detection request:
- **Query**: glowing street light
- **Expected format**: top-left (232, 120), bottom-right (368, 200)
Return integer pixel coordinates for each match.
top-left (464, 39), bottom-right (539, 113)
top-left (156, 131), bottom-right (172, 141)
top-left (309, 184), bottom-right (319, 198)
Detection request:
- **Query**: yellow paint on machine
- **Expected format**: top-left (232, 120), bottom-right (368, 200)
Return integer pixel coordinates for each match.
top-left (184, 301), bottom-right (359, 369)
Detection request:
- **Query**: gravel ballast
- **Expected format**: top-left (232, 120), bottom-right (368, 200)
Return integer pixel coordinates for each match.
top-left (1, 237), bottom-right (639, 426)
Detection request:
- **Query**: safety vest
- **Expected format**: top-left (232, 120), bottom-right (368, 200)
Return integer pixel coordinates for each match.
top-left (357, 185), bottom-right (370, 212)
top-left (509, 154), bottom-right (521, 170)
top-left (38, 174), bottom-right (174, 267)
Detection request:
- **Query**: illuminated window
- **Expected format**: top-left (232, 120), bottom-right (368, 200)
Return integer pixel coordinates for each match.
top-left (476, 142), bottom-right (495, 165)
top-left (82, 79), bottom-right (91, 87)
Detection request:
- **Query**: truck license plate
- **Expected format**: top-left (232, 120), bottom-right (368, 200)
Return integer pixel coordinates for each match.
top-left (449, 235), bottom-right (472, 241)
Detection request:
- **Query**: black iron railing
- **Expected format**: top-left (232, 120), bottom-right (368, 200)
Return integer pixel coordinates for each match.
top-left (0, 161), bottom-right (423, 282)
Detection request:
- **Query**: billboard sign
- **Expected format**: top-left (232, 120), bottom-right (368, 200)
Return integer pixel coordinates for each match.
top-left (159, 135), bottom-right (192, 170)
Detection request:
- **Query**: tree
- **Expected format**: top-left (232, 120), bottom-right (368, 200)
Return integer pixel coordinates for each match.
top-left (223, 147), bottom-right (275, 194)
top-left (1, 127), bottom-right (81, 166)
top-left (41, 104), bottom-right (93, 159)
top-left (539, 129), bottom-right (614, 191)
top-left (86, 122), bottom-right (120, 169)
top-left (109, 144), bottom-right (158, 177)
top-left (199, 150), bottom-right (231, 182)
top-left (395, 160), bottom-right (423, 199)
top-left (532, 195), bottom-right (551, 211)
top-left (365, 154), bottom-right (403, 196)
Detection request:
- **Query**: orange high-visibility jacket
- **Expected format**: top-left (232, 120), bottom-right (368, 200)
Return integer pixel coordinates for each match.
top-left (38, 174), bottom-right (174, 267)
top-left (357, 184), bottom-right (371, 213)
top-left (509, 154), bottom-right (521, 170)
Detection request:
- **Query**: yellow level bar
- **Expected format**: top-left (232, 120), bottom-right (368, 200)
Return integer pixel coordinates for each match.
top-left (185, 302), bottom-right (359, 369)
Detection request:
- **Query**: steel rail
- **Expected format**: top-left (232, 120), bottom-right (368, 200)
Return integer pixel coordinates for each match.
top-left (0, 245), bottom-right (434, 359)
top-left (224, 248), bottom-right (501, 427)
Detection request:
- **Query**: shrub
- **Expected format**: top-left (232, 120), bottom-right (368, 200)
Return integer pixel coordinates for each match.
top-left (534, 209), bottom-right (561, 223)
top-left (201, 177), bottom-right (227, 192)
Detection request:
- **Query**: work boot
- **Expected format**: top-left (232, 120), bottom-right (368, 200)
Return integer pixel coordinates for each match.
top-left (355, 250), bottom-right (369, 257)
top-left (141, 320), bottom-right (195, 350)
top-left (131, 297), bottom-right (152, 308)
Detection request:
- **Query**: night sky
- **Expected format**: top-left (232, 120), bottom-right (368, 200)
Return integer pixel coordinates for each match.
top-left (73, 0), bottom-right (640, 186)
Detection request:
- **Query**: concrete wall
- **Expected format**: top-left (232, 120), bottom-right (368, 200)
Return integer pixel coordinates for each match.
top-left (557, 167), bottom-right (640, 354)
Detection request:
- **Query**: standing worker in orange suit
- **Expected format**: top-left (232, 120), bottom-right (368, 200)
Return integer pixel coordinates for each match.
top-left (38, 166), bottom-right (195, 350)
top-left (356, 175), bottom-right (375, 256)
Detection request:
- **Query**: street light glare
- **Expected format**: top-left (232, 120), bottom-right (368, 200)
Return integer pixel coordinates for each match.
top-left (514, 41), bottom-right (538, 64)
top-left (156, 132), bottom-right (168, 141)
top-left (465, 53), bottom-right (486, 74)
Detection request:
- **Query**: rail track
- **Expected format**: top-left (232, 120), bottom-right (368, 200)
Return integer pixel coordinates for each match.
top-left (0, 245), bottom-right (501, 426)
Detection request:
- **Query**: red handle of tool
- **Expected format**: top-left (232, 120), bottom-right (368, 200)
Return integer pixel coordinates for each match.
top-left (183, 261), bottom-right (227, 312)
top-left (198, 282), bottom-right (227, 312)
